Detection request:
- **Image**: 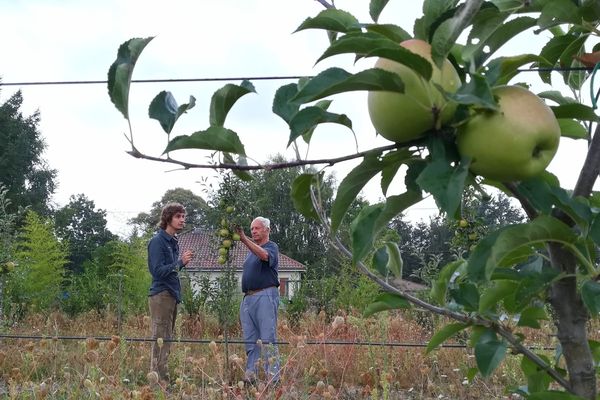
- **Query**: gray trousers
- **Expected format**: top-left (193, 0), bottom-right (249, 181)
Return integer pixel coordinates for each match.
top-left (149, 290), bottom-right (177, 380)
top-left (240, 286), bottom-right (280, 382)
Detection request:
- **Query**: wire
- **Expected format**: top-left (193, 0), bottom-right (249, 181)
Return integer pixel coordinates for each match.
top-left (0, 66), bottom-right (593, 87)
top-left (0, 333), bottom-right (556, 350)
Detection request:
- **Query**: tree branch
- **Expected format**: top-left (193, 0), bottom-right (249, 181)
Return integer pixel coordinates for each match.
top-left (573, 122), bottom-right (600, 198)
top-left (125, 143), bottom-right (402, 171)
top-left (503, 181), bottom-right (538, 220)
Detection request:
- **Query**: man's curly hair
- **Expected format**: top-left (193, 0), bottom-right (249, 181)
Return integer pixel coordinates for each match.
top-left (158, 202), bottom-right (186, 230)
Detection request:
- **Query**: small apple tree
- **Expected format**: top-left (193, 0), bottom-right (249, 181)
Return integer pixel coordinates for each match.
top-left (108, 0), bottom-right (600, 398)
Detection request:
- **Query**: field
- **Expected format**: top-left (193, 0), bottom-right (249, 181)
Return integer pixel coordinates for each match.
top-left (0, 309), bottom-right (559, 399)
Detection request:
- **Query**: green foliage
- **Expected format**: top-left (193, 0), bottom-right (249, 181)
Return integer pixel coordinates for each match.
top-left (207, 265), bottom-right (240, 329)
top-left (180, 272), bottom-right (215, 316)
top-left (9, 211), bottom-right (67, 314)
top-left (0, 90), bottom-right (57, 216)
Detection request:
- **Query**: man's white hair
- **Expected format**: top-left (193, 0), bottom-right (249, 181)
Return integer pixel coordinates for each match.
top-left (253, 216), bottom-right (271, 229)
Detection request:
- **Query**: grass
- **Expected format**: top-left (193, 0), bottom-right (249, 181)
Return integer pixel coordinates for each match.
top-left (0, 308), bottom-right (562, 399)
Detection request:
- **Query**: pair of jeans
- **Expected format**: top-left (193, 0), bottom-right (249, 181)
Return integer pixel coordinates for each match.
top-left (149, 290), bottom-right (177, 381)
top-left (240, 286), bottom-right (280, 382)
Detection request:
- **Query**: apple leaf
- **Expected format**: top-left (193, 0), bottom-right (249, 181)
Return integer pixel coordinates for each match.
top-left (295, 9), bottom-right (361, 34)
top-left (446, 73), bottom-right (497, 109)
top-left (537, 90), bottom-right (578, 105)
top-left (351, 204), bottom-right (384, 264)
top-left (537, 0), bottom-right (582, 32)
top-left (209, 80), bottom-right (256, 127)
top-left (372, 247), bottom-right (389, 277)
top-left (426, 322), bottom-right (470, 353)
top-left (364, 23), bottom-right (411, 43)
top-left (292, 67), bottom-right (405, 104)
top-left (430, 259), bottom-right (465, 305)
top-left (301, 100), bottom-right (333, 145)
top-left (287, 106), bottom-right (352, 147)
top-left (528, 391), bottom-right (588, 400)
top-left (478, 280), bottom-right (515, 314)
top-left (384, 241), bottom-right (403, 278)
top-left (222, 153), bottom-right (253, 182)
top-left (474, 330), bottom-right (507, 378)
top-left (484, 54), bottom-right (547, 86)
top-left (449, 282), bottom-right (480, 311)
top-left (363, 292), bottom-right (411, 317)
top-left (538, 34), bottom-right (576, 84)
top-left (369, 0), bottom-right (389, 23)
top-left (557, 119), bottom-right (589, 140)
top-left (148, 91), bottom-right (196, 135)
top-left (272, 83), bottom-right (301, 124)
top-left (291, 173), bottom-right (321, 220)
top-left (517, 306), bottom-right (548, 329)
top-left (164, 126), bottom-right (246, 156)
top-left (374, 190), bottom-right (423, 234)
top-left (380, 149), bottom-right (415, 195)
top-left (416, 138), bottom-right (469, 219)
top-left (107, 37), bottom-right (154, 120)
top-left (414, 0), bottom-right (459, 41)
top-left (331, 151), bottom-right (384, 234)
top-left (488, 0), bottom-right (523, 12)
top-left (467, 215), bottom-right (578, 282)
top-left (581, 280), bottom-right (600, 315)
top-left (551, 104), bottom-right (599, 122)
top-left (521, 354), bottom-right (553, 393)
top-left (462, 6), bottom-right (508, 63)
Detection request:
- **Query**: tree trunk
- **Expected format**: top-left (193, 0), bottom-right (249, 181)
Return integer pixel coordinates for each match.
top-left (548, 243), bottom-right (596, 399)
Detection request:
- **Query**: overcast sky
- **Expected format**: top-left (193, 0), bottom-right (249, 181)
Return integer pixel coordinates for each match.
top-left (1, 1), bottom-right (592, 236)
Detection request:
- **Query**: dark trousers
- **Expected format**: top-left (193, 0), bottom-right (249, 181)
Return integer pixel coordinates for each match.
top-left (149, 290), bottom-right (177, 380)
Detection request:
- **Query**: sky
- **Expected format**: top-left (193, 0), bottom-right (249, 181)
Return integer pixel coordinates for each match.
top-left (1, 1), bottom-right (594, 237)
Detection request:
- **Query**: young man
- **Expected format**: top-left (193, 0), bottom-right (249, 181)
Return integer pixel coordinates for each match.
top-left (147, 202), bottom-right (193, 382)
top-left (235, 217), bottom-right (280, 385)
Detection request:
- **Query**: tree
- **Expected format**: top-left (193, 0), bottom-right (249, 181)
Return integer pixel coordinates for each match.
top-left (107, 2), bottom-right (600, 397)
top-left (7, 210), bottom-right (67, 314)
top-left (129, 187), bottom-right (209, 234)
top-left (0, 90), bottom-right (56, 216)
top-left (54, 194), bottom-right (115, 272)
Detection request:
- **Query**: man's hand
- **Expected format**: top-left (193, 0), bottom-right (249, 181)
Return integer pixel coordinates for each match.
top-left (181, 250), bottom-right (194, 266)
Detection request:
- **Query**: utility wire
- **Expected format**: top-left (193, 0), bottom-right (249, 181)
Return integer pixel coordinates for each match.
top-left (0, 66), bottom-right (593, 87)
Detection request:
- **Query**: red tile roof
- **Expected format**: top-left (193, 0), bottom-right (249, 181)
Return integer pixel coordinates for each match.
top-left (178, 229), bottom-right (306, 272)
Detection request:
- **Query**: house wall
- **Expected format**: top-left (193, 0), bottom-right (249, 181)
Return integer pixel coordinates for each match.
top-left (186, 270), bottom-right (302, 299)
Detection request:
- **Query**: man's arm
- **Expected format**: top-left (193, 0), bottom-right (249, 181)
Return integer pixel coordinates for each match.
top-left (235, 227), bottom-right (268, 261)
top-left (148, 238), bottom-right (193, 278)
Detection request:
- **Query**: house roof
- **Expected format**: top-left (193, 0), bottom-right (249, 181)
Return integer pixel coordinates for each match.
top-left (178, 229), bottom-right (306, 272)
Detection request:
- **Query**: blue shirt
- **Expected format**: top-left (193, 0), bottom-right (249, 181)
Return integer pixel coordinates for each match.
top-left (147, 229), bottom-right (184, 303)
top-left (241, 241), bottom-right (279, 293)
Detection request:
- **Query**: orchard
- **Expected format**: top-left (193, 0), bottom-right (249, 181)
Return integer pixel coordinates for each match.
top-left (109, 1), bottom-right (600, 398)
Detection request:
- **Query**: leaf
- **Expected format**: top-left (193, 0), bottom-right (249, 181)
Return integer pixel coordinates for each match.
top-left (317, 33), bottom-right (433, 80)
top-left (517, 306), bottom-right (548, 329)
top-left (351, 204), bottom-right (384, 264)
top-left (364, 24), bottom-right (412, 43)
top-left (222, 153), bottom-right (253, 182)
top-left (581, 280), bottom-right (600, 315)
top-left (290, 173), bottom-right (320, 221)
top-left (414, 0), bottom-right (459, 42)
top-left (209, 80), bottom-right (256, 127)
top-left (446, 74), bottom-right (497, 109)
top-left (295, 9), bottom-right (361, 34)
top-left (538, 34), bottom-right (576, 84)
top-left (369, 0), bottom-right (389, 23)
top-left (521, 354), bottom-right (553, 393)
top-left (461, 6), bottom-right (509, 64)
top-left (292, 67), bottom-right (405, 104)
top-left (450, 282), bottom-right (480, 311)
top-left (474, 331), bottom-right (507, 377)
top-left (559, 35), bottom-right (589, 90)
top-left (537, 90), bottom-right (577, 105)
top-left (148, 91), bottom-right (196, 134)
top-left (164, 126), bottom-right (246, 156)
top-left (537, 0), bottom-right (582, 31)
top-left (107, 37), bottom-right (154, 119)
top-left (557, 119), bottom-right (589, 140)
top-left (363, 292), bottom-right (411, 317)
top-left (380, 149), bottom-right (415, 195)
top-left (288, 107), bottom-right (352, 146)
top-left (430, 259), bottom-right (465, 305)
top-left (484, 54), bottom-right (547, 86)
top-left (372, 247), bottom-right (389, 277)
top-left (416, 138), bottom-right (469, 218)
top-left (374, 190), bottom-right (423, 234)
top-left (478, 280), bottom-right (515, 314)
top-left (467, 216), bottom-right (578, 282)
top-left (331, 151), bottom-right (385, 233)
top-left (551, 104), bottom-right (599, 122)
top-left (272, 83), bottom-right (300, 124)
top-left (384, 241), bottom-right (403, 278)
top-left (426, 322), bottom-right (470, 353)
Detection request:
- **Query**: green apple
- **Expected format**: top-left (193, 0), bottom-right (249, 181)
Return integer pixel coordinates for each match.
top-left (232, 233), bottom-right (241, 241)
top-left (217, 256), bottom-right (226, 265)
top-left (368, 39), bottom-right (461, 143)
top-left (226, 206), bottom-right (235, 214)
top-left (219, 228), bottom-right (230, 237)
top-left (222, 239), bottom-right (232, 249)
top-left (218, 247), bottom-right (228, 256)
top-left (456, 85), bottom-right (561, 182)
top-left (458, 219), bottom-right (468, 228)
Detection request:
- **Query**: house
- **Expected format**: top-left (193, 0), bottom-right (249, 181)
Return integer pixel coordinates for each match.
top-left (178, 229), bottom-right (306, 298)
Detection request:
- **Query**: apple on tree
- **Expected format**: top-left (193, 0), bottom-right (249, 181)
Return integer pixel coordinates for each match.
top-left (456, 85), bottom-right (561, 182)
top-left (367, 39), bottom-right (461, 143)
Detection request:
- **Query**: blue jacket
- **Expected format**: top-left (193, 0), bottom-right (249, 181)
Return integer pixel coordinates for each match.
top-left (147, 229), bottom-right (184, 303)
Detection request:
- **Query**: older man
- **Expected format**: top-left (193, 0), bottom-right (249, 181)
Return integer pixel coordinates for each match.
top-left (235, 216), bottom-right (280, 385)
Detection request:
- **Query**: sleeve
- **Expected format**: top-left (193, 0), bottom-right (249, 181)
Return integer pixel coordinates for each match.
top-left (264, 242), bottom-right (279, 270)
top-left (148, 237), bottom-right (182, 279)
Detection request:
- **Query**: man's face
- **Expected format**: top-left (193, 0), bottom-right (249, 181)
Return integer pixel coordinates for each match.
top-left (167, 212), bottom-right (186, 232)
top-left (250, 220), bottom-right (269, 244)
